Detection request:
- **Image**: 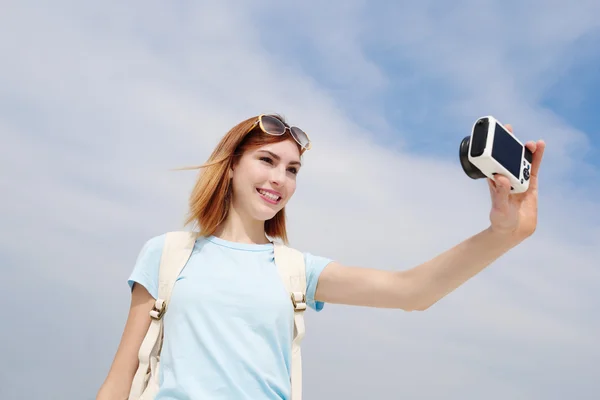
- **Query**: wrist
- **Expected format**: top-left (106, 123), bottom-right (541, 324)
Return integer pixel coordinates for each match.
top-left (485, 225), bottom-right (525, 248)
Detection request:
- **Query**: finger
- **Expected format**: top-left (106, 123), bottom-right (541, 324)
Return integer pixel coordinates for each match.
top-left (487, 177), bottom-right (496, 195)
top-left (488, 177), bottom-right (500, 201)
top-left (489, 174), bottom-right (511, 208)
top-left (505, 123), bottom-right (513, 133)
top-left (525, 140), bottom-right (537, 154)
top-left (493, 174), bottom-right (511, 193)
top-left (529, 139), bottom-right (546, 178)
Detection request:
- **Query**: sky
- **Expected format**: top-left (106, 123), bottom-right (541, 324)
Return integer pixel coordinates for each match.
top-left (1, 1), bottom-right (599, 399)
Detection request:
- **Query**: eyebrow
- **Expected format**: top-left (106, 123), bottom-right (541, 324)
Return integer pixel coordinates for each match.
top-left (259, 150), bottom-right (302, 167)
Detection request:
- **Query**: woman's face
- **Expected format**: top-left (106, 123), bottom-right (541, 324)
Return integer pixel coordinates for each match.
top-left (230, 139), bottom-right (301, 222)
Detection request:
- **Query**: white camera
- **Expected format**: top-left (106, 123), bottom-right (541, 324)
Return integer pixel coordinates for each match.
top-left (459, 116), bottom-right (532, 193)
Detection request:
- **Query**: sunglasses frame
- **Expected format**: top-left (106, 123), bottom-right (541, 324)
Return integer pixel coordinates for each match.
top-left (252, 114), bottom-right (312, 151)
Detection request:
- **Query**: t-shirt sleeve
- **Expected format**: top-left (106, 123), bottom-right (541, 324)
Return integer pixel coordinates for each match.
top-left (127, 234), bottom-right (166, 299)
top-left (303, 252), bottom-right (334, 312)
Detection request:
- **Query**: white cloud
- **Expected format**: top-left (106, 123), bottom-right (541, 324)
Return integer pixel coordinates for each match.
top-left (1, 1), bottom-right (599, 399)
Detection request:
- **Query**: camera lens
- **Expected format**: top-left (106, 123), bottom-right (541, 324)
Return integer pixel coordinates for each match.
top-left (459, 136), bottom-right (486, 179)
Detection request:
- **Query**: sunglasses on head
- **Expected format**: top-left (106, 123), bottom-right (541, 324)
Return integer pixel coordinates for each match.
top-left (253, 114), bottom-right (312, 151)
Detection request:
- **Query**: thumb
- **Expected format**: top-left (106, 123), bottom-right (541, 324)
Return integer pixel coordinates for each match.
top-left (490, 175), bottom-right (511, 208)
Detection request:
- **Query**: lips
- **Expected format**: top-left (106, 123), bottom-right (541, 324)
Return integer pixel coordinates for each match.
top-left (256, 188), bottom-right (282, 204)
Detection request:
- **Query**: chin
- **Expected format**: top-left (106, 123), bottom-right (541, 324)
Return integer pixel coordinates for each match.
top-left (251, 202), bottom-right (284, 222)
top-left (253, 208), bottom-right (280, 222)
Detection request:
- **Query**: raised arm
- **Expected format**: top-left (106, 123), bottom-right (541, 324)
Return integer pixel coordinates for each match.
top-left (315, 136), bottom-right (545, 312)
top-left (315, 227), bottom-right (521, 311)
top-left (96, 283), bottom-right (154, 400)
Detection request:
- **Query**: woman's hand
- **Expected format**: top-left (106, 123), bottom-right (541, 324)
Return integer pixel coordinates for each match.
top-left (487, 124), bottom-right (546, 241)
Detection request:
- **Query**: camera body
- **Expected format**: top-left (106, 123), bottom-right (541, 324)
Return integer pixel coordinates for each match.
top-left (459, 116), bottom-right (533, 194)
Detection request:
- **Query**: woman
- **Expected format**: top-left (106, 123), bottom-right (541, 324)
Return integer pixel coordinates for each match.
top-left (97, 114), bottom-right (546, 399)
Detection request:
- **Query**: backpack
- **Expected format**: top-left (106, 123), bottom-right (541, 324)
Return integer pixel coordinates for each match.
top-left (128, 231), bottom-right (308, 400)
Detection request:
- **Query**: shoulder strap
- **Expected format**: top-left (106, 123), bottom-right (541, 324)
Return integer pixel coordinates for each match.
top-left (129, 231), bottom-right (197, 399)
top-left (273, 243), bottom-right (307, 400)
top-left (152, 231), bottom-right (198, 318)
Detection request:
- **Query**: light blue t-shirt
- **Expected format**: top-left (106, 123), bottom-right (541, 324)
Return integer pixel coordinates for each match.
top-left (128, 234), bottom-right (333, 400)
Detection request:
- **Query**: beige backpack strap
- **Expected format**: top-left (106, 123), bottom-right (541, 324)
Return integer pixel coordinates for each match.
top-left (273, 243), bottom-right (307, 400)
top-left (129, 231), bottom-right (197, 400)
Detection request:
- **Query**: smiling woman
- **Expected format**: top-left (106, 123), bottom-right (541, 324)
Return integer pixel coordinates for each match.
top-left (183, 114), bottom-right (308, 245)
top-left (96, 113), bottom-right (546, 400)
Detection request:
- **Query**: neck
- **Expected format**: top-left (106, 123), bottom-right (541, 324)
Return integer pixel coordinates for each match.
top-left (213, 206), bottom-right (270, 245)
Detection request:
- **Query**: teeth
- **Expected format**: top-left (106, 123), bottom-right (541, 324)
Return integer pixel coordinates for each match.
top-left (259, 189), bottom-right (280, 201)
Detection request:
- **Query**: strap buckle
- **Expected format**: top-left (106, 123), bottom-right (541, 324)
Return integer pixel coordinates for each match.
top-left (149, 299), bottom-right (167, 320)
top-left (291, 292), bottom-right (306, 311)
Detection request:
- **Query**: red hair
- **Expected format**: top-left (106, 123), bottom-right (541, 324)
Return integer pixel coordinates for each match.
top-left (183, 114), bottom-right (304, 244)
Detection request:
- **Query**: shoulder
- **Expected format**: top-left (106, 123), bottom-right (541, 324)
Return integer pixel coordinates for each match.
top-left (137, 233), bottom-right (168, 260)
top-left (275, 244), bottom-right (334, 272)
top-left (134, 231), bottom-right (204, 268)
top-left (127, 233), bottom-right (170, 298)
top-left (299, 251), bottom-right (331, 271)
top-left (137, 231), bottom-right (199, 255)
top-left (302, 251), bottom-right (333, 265)
top-left (281, 244), bottom-right (335, 279)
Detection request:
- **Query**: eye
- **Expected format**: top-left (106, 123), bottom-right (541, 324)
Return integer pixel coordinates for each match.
top-left (259, 157), bottom-right (273, 164)
top-left (287, 167), bottom-right (298, 175)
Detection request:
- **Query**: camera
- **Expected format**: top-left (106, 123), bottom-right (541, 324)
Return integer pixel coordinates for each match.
top-left (459, 116), bottom-right (533, 193)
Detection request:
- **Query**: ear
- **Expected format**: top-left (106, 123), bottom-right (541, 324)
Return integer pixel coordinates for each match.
top-left (228, 157), bottom-right (239, 178)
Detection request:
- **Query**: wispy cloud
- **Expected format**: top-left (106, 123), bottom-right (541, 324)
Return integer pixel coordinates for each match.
top-left (1, 1), bottom-right (599, 399)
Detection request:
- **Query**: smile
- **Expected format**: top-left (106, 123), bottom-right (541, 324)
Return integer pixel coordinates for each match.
top-left (257, 188), bottom-right (282, 204)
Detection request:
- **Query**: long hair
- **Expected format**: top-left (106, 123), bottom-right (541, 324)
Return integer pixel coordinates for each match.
top-left (183, 114), bottom-right (304, 244)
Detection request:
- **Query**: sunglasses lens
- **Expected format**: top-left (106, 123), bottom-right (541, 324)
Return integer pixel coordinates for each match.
top-left (261, 115), bottom-right (286, 135)
top-left (291, 127), bottom-right (310, 149)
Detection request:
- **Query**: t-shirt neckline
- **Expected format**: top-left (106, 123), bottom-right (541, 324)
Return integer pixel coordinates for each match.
top-left (206, 235), bottom-right (274, 252)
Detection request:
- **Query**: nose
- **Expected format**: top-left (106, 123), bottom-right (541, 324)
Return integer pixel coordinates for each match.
top-left (270, 165), bottom-right (286, 187)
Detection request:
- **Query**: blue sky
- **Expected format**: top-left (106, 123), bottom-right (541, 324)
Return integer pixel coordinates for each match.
top-left (1, 1), bottom-right (599, 399)
top-left (541, 33), bottom-right (600, 167)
